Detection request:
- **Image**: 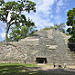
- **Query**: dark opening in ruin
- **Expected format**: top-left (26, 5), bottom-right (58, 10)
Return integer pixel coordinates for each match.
top-left (36, 58), bottom-right (47, 64)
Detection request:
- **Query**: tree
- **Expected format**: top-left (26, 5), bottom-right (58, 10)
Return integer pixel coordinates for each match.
top-left (43, 23), bottom-right (66, 33)
top-left (55, 23), bottom-right (66, 33)
top-left (0, 0), bottom-right (36, 41)
top-left (8, 16), bottom-right (36, 41)
top-left (66, 8), bottom-right (75, 42)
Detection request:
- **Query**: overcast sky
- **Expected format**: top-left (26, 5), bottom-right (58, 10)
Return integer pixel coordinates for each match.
top-left (0, 0), bottom-right (75, 41)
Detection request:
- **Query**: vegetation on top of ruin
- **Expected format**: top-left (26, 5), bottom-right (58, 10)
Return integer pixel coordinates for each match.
top-left (43, 23), bottom-right (66, 33)
top-left (43, 26), bottom-right (56, 30)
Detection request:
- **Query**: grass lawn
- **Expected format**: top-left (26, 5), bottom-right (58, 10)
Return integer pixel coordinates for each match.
top-left (0, 63), bottom-right (75, 75)
top-left (0, 63), bottom-right (40, 75)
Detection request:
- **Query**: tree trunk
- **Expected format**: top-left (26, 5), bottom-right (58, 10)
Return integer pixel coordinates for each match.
top-left (5, 23), bottom-right (9, 42)
top-left (5, 29), bottom-right (8, 42)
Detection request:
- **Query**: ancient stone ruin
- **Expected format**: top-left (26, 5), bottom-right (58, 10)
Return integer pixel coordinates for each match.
top-left (0, 29), bottom-right (75, 65)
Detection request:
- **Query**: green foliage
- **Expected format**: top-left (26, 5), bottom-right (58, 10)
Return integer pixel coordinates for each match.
top-left (67, 8), bottom-right (75, 26)
top-left (43, 23), bottom-right (66, 33)
top-left (55, 23), bottom-right (66, 33)
top-left (0, 0), bottom-right (4, 6)
top-left (50, 26), bottom-right (56, 29)
top-left (68, 36), bottom-right (75, 43)
top-left (67, 8), bottom-right (75, 42)
top-left (43, 28), bottom-right (50, 30)
top-left (8, 16), bottom-right (36, 41)
top-left (66, 33), bottom-right (70, 36)
top-left (0, 0), bottom-right (36, 41)
top-left (43, 26), bottom-right (56, 30)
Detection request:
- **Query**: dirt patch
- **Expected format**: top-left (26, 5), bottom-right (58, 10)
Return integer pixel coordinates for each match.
top-left (36, 64), bottom-right (75, 75)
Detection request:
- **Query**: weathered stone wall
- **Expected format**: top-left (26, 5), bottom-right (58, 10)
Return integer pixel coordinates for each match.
top-left (0, 42), bottom-right (26, 63)
top-left (0, 29), bottom-right (75, 65)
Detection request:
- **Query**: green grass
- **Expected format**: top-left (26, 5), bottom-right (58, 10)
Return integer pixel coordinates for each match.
top-left (0, 63), bottom-right (75, 75)
top-left (0, 63), bottom-right (39, 75)
top-left (0, 63), bottom-right (38, 67)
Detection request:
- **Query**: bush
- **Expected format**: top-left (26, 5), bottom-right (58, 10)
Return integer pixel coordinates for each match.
top-left (43, 28), bottom-right (50, 30)
top-left (66, 33), bottom-right (70, 36)
top-left (68, 37), bottom-right (75, 43)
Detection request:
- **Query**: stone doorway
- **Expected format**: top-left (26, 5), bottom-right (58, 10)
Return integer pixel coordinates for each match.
top-left (36, 58), bottom-right (47, 64)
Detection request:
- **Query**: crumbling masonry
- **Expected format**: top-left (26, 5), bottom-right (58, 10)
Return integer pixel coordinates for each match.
top-left (0, 29), bottom-right (75, 65)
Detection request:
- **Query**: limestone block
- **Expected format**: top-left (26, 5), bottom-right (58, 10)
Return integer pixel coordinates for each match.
top-left (46, 45), bottom-right (58, 50)
top-left (47, 30), bottom-right (53, 39)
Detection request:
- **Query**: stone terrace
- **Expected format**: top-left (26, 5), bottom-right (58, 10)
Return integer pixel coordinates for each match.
top-left (0, 29), bottom-right (75, 65)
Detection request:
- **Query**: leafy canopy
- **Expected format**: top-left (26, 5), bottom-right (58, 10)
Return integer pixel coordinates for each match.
top-left (8, 16), bottom-right (36, 41)
top-left (0, 0), bottom-right (36, 41)
top-left (66, 8), bottom-right (75, 42)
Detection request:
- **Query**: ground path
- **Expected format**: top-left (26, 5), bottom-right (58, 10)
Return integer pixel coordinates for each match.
top-left (30, 64), bottom-right (75, 75)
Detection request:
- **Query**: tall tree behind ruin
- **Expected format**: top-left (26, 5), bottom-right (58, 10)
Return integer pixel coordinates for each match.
top-left (67, 8), bottom-right (75, 42)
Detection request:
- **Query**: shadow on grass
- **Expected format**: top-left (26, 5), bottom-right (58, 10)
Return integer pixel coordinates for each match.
top-left (0, 64), bottom-right (41, 75)
top-left (0, 64), bottom-right (75, 75)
